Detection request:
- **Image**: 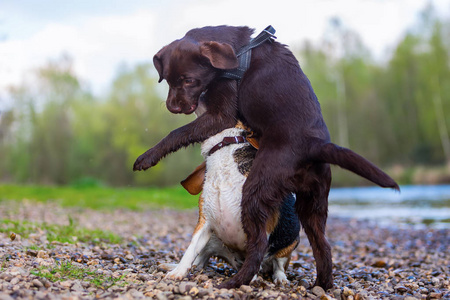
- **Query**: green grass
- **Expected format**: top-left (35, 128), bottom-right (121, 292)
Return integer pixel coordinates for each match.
top-left (0, 184), bottom-right (198, 210)
top-left (0, 218), bottom-right (122, 244)
top-left (31, 260), bottom-right (126, 289)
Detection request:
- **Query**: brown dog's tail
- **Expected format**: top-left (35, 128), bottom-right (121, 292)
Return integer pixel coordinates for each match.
top-left (312, 142), bottom-right (400, 191)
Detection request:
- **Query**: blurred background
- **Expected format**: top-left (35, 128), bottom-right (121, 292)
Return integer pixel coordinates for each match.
top-left (1, 0), bottom-right (450, 189)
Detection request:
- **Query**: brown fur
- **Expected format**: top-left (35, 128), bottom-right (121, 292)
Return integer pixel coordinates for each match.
top-left (193, 194), bottom-right (206, 235)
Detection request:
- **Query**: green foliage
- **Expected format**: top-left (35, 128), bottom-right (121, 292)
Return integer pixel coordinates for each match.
top-left (1, 7), bottom-right (450, 187)
top-left (0, 184), bottom-right (198, 210)
top-left (0, 60), bottom-right (202, 187)
top-left (298, 9), bottom-right (450, 172)
top-left (31, 260), bottom-right (126, 288)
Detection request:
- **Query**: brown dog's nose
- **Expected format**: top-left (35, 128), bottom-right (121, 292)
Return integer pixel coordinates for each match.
top-left (167, 103), bottom-right (182, 114)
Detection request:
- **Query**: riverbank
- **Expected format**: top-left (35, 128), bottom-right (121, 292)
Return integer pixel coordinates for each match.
top-left (0, 201), bottom-right (448, 299)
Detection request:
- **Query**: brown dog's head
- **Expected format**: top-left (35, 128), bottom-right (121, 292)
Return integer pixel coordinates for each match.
top-left (153, 39), bottom-right (239, 114)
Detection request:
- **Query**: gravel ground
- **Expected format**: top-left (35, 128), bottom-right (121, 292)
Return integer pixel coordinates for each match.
top-left (0, 201), bottom-right (448, 299)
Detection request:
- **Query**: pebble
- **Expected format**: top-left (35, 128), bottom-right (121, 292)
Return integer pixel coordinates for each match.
top-left (430, 292), bottom-right (443, 298)
top-left (36, 250), bottom-right (48, 259)
top-left (178, 281), bottom-right (197, 294)
top-left (312, 286), bottom-right (326, 296)
top-left (31, 279), bottom-right (43, 288)
top-left (240, 284), bottom-right (253, 293)
top-left (394, 285), bottom-right (408, 293)
top-left (0, 293), bottom-right (14, 300)
top-left (333, 288), bottom-right (342, 299)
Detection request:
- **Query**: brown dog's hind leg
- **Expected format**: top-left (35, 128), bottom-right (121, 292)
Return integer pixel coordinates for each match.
top-left (295, 163), bottom-right (333, 290)
top-left (219, 148), bottom-right (296, 289)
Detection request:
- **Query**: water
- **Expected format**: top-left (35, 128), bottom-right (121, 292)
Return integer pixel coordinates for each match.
top-left (328, 185), bottom-right (450, 228)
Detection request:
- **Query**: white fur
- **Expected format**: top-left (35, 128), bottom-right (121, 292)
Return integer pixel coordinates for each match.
top-left (201, 128), bottom-right (249, 251)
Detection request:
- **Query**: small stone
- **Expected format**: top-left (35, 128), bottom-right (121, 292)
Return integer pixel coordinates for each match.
top-left (355, 293), bottom-right (365, 300)
top-left (71, 282), bottom-right (84, 292)
top-left (9, 233), bottom-right (16, 241)
top-left (297, 286), bottom-right (307, 296)
top-left (195, 274), bottom-right (209, 282)
top-left (189, 287), bottom-right (199, 297)
top-left (333, 288), bottom-right (342, 299)
top-left (431, 277), bottom-right (440, 286)
top-left (299, 278), bottom-right (310, 288)
top-left (197, 288), bottom-right (213, 298)
top-left (59, 280), bottom-right (73, 288)
top-left (32, 279), bottom-right (43, 288)
top-left (240, 285), bottom-right (252, 293)
top-left (312, 286), bottom-right (326, 297)
top-left (155, 291), bottom-right (171, 300)
top-left (0, 292), bottom-right (14, 300)
top-left (26, 250), bottom-right (38, 257)
top-left (429, 292), bottom-right (443, 299)
top-left (372, 260), bottom-right (387, 268)
top-left (9, 277), bottom-right (19, 285)
top-left (343, 287), bottom-right (354, 296)
top-left (36, 250), bottom-right (48, 259)
top-left (179, 281), bottom-right (196, 294)
top-left (129, 289), bottom-right (145, 298)
top-left (125, 254), bottom-right (134, 260)
top-left (0, 273), bottom-right (12, 281)
top-left (404, 297), bottom-right (419, 300)
top-left (394, 285), bottom-right (408, 293)
top-left (34, 258), bottom-right (52, 267)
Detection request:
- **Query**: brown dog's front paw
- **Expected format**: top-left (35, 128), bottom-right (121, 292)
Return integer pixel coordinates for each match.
top-left (218, 277), bottom-right (244, 289)
top-left (314, 276), bottom-right (334, 291)
top-left (133, 149), bottom-right (160, 171)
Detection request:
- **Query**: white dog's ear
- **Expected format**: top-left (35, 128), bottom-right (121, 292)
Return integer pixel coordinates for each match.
top-left (200, 42), bottom-right (239, 70)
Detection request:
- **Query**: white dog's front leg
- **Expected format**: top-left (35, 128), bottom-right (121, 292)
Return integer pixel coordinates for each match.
top-left (165, 224), bottom-right (211, 280)
top-left (272, 257), bottom-right (289, 284)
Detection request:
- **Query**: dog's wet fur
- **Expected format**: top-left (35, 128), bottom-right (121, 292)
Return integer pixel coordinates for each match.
top-left (134, 25), bottom-right (399, 289)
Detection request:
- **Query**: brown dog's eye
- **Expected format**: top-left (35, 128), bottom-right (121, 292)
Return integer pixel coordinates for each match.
top-left (184, 78), bottom-right (196, 85)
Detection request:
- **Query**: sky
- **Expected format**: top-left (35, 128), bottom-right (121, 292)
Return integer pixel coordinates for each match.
top-left (1, 0), bottom-right (449, 99)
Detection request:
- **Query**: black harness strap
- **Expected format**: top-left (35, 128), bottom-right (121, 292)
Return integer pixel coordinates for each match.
top-left (221, 25), bottom-right (276, 81)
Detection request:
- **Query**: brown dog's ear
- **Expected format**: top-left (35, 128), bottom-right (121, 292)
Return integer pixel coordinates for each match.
top-left (200, 41), bottom-right (239, 70)
top-left (153, 46), bottom-right (168, 83)
top-left (153, 55), bottom-right (164, 83)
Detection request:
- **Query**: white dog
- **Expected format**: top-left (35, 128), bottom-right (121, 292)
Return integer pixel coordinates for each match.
top-left (164, 118), bottom-right (300, 284)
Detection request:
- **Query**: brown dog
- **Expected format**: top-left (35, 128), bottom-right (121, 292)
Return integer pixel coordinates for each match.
top-left (134, 25), bottom-right (399, 289)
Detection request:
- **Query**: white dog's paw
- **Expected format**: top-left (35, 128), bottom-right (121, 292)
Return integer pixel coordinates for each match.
top-left (165, 267), bottom-right (188, 280)
top-left (273, 272), bottom-right (289, 285)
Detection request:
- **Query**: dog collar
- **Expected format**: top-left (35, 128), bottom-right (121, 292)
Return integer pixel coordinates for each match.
top-left (221, 25), bottom-right (276, 81)
top-left (208, 136), bottom-right (247, 156)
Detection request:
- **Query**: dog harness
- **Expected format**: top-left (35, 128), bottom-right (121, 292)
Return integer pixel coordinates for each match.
top-left (221, 25), bottom-right (276, 81)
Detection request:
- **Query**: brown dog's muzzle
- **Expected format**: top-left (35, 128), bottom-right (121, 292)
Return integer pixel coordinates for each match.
top-left (166, 90), bottom-right (198, 114)
top-left (166, 100), bottom-right (197, 114)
